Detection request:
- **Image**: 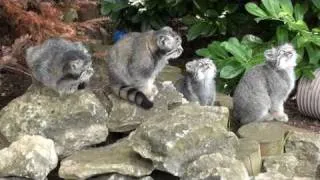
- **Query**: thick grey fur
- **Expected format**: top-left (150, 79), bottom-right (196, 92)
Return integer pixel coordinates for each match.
top-left (233, 43), bottom-right (297, 124)
top-left (106, 26), bottom-right (183, 109)
top-left (26, 38), bottom-right (94, 95)
top-left (175, 58), bottom-right (216, 106)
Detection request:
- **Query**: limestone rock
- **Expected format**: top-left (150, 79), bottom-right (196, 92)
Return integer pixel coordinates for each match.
top-left (107, 81), bottom-right (186, 132)
top-left (285, 131), bottom-right (320, 177)
top-left (59, 139), bottom-right (154, 180)
top-left (0, 132), bottom-right (9, 150)
top-left (215, 92), bottom-right (233, 110)
top-left (236, 138), bottom-right (261, 176)
top-left (0, 178), bottom-right (32, 180)
top-left (89, 174), bottom-right (153, 180)
top-left (263, 153), bottom-right (299, 177)
top-left (0, 135), bottom-right (58, 180)
top-left (182, 153), bottom-right (249, 180)
top-left (254, 172), bottom-right (290, 180)
top-left (129, 104), bottom-right (236, 176)
top-left (156, 65), bottom-right (183, 84)
top-left (238, 122), bottom-right (286, 156)
top-left (0, 85), bottom-right (109, 157)
top-left (255, 172), bottom-right (314, 180)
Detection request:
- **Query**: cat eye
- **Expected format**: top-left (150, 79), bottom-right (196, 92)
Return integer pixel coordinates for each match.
top-left (284, 52), bottom-right (292, 56)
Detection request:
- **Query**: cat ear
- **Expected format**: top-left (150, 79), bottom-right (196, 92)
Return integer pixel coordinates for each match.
top-left (185, 61), bottom-right (195, 72)
top-left (161, 26), bottom-right (172, 31)
top-left (264, 48), bottom-right (276, 61)
top-left (157, 35), bottom-right (168, 47)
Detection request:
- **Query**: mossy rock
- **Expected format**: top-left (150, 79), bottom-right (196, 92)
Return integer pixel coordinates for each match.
top-left (236, 138), bottom-right (261, 176)
top-left (238, 122), bottom-right (287, 157)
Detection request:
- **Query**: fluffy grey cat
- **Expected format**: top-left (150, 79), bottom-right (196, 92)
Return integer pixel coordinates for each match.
top-left (175, 58), bottom-right (217, 106)
top-left (233, 43), bottom-right (297, 124)
top-left (107, 26), bottom-right (183, 109)
top-left (26, 38), bottom-right (94, 94)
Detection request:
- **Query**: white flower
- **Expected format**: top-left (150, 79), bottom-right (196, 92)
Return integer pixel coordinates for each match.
top-left (138, 7), bottom-right (147, 12)
top-left (218, 10), bottom-right (229, 19)
top-left (128, 0), bottom-right (145, 7)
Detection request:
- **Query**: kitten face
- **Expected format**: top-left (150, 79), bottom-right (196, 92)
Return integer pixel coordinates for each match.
top-left (62, 50), bottom-right (92, 75)
top-left (264, 43), bottom-right (297, 70)
top-left (186, 58), bottom-right (216, 80)
top-left (156, 26), bottom-right (183, 59)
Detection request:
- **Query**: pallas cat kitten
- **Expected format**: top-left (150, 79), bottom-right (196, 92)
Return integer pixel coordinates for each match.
top-left (233, 43), bottom-right (297, 124)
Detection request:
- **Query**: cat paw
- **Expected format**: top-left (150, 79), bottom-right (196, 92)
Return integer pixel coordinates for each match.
top-left (151, 85), bottom-right (159, 96)
top-left (80, 68), bottom-right (94, 81)
top-left (262, 113), bottom-right (274, 121)
top-left (273, 112), bottom-right (289, 122)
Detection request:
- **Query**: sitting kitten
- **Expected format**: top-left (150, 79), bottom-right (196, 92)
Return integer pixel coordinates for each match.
top-left (175, 58), bottom-right (217, 106)
top-left (107, 26), bottom-right (183, 109)
top-left (233, 43), bottom-right (297, 124)
top-left (26, 38), bottom-right (94, 94)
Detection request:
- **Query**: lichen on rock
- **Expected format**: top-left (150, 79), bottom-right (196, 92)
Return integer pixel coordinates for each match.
top-left (129, 103), bottom-right (235, 177)
top-left (0, 85), bottom-right (109, 157)
top-left (59, 138), bottom-right (154, 179)
top-left (0, 135), bottom-right (58, 180)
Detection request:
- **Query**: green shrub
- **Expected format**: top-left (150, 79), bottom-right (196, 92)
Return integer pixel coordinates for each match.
top-left (196, 35), bottom-right (269, 94)
top-left (100, 0), bottom-right (249, 40)
top-left (245, 0), bottom-right (320, 79)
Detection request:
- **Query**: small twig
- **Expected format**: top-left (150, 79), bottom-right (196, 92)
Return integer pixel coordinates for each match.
top-left (79, 17), bottom-right (110, 25)
top-left (0, 65), bottom-right (32, 77)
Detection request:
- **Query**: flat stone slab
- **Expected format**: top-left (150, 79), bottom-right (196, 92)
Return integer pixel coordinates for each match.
top-left (238, 122), bottom-right (286, 156)
top-left (129, 104), bottom-right (235, 177)
top-left (59, 139), bottom-right (154, 179)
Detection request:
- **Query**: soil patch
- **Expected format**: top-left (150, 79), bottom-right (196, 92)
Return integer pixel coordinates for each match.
top-left (0, 69), bottom-right (32, 110)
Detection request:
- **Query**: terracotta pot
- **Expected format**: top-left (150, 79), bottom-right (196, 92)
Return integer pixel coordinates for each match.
top-left (297, 69), bottom-right (320, 120)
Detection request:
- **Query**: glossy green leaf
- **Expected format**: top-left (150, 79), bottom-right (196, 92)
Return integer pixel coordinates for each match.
top-left (187, 22), bottom-right (215, 41)
top-left (101, 3), bottom-right (115, 15)
top-left (303, 69), bottom-right (316, 79)
top-left (241, 34), bottom-right (263, 48)
top-left (196, 48), bottom-right (211, 57)
top-left (221, 38), bottom-right (248, 62)
top-left (187, 22), bottom-right (208, 41)
top-left (289, 20), bottom-right (309, 31)
top-left (312, 0), bottom-right (320, 9)
top-left (294, 3), bottom-right (308, 21)
top-left (220, 62), bottom-right (245, 79)
top-left (245, 2), bottom-right (268, 18)
top-left (181, 15), bottom-right (198, 25)
top-left (280, 0), bottom-right (293, 15)
top-left (276, 26), bottom-right (289, 45)
top-left (310, 33), bottom-right (320, 46)
top-left (208, 41), bottom-right (228, 60)
top-left (306, 44), bottom-right (320, 65)
top-left (205, 9), bottom-right (218, 18)
top-left (262, 0), bottom-right (281, 17)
